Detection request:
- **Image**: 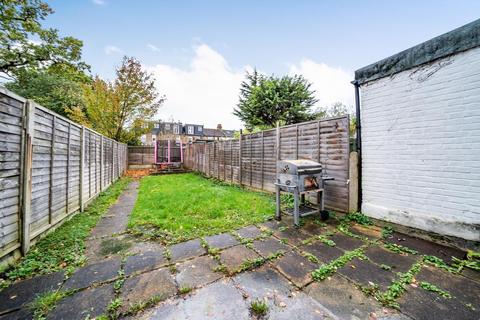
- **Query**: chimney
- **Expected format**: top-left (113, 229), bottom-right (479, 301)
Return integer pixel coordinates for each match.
top-left (217, 124), bottom-right (222, 130)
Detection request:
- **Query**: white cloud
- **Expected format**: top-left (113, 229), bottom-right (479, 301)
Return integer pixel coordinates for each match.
top-left (104, 45), bottom-right (122, 55)
top-left (147, 43), bottom-right (161, 53)
top-left (146, 45), bottom-right (354, 130)
top-left (92, 0), bottom-right (106, 5)
top-left (146, 44), bottom-right (248, 129)
top-left (288, 59), bottom-right (354, 109)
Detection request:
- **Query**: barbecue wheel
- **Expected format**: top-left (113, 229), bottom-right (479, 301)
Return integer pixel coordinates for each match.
top-left (320, 210), bottom-right (329, 221)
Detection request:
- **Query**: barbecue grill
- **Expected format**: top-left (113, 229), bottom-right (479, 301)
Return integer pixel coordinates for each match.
top-left (274, 159), bottom-right (334, 226)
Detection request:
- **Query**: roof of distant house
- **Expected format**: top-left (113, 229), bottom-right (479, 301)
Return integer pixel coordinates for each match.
top-left (203, 128), bottom-right (235, 138)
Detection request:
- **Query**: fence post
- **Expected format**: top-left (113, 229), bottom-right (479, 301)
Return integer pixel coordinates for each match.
top-left (21, 101), bottom-right (35, 254)
top-left (261, 131), bottom-right (264, 190)
top-left (79, 126), bottom-right (85, 212)
top-left (239, 133), bottom-right (243, 185)
top-left (276, 123), bottom-right (280, 161)
top-left (48, 116), bottom-right (56, 224)
top-left (100, 136), bottom-right (104, 190)
top-left (250, 135), bottom-right (252, 186)
top-left (111, 142), bottom-right (115, 181)
top-left (66, 123), bottom-right (71, 215)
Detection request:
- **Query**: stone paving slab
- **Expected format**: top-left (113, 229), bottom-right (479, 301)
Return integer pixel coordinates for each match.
top-left (235, 225), bottom-right (262, 239)
top-left (302, 241), bottom-right (344, 263)
top-left (385, 232), bottom-right (465, 264)
top-left (252, 238), bottom-right (290, 257)
top-left (218, 245), bottom-right (260, 274)
top-left (0, 308), bottom-right (32, 320)
top-left (175, 255), bottom-right (222, 289)
top-left (268, 291), bottom-right (335, 320)
top-left (169, 239), bottom-right (206, 262)
top-left (273, 251), bottom-right (317, 287)
top-left (415, 265), bottom-right (480, 310)
top-left (305, 276), bottom-right (403, 320)
top-left (398, 286), bottom-right (478, 320)
top-left (48, 283), bottom-right (114, 320)
top-left (365, 245), bottom-right (419, 273)
top-left (0, 271), bottom-right (64, 314)
top-left (204, 233), bottom-right (239, 249)
top-left (329, 233), bottom-right (365, 251)
top-left (145, 280), bottom-right (250, 320)
top-left (338, 258), bottom-right (395, 291)
top-left (126, 241), bottom-right (165, 256)
top-left (124, 250), bottom-right (168, 276)
top-left (350, 224), bottom-right (383, 240)
top-left (63, 257), bottom-right (121, 290)
top-left (300, 222), bottom-right (329, 236)
top-left (119, 268), bottom-right (177, 314)
top-left (462, 267), bottom-right (480, 283)
top-left (233, 265), bottom-right (293, 301)
top-left (259, 219), bottom-right (287, 232)
top-left (273, 227), bottom-right (311, 246)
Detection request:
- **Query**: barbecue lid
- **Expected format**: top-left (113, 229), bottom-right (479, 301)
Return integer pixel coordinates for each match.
top-left (278, 159), bottom-right (322, 169)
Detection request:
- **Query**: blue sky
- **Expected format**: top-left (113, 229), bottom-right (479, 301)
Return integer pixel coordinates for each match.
top-left (45, 0), bottom-right (480, 128)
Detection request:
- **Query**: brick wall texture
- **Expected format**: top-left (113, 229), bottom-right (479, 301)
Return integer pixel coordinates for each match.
top-left (360, 46), bottom-right (480, 241)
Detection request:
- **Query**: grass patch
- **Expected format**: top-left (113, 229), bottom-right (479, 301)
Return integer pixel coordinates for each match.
top-left (419, 281), bottom-right (451, 298)
top-left (179, 285), bottom-right (193, 294)
top-left (250, 299), bottom-right (268, 316)
top-left (128, 173), bottom-right (275, 245)
top-left (342, 212), bottom-right (372, 226)
top-left (4, 178), bottom-right (131, 281)
top-left (383, 243), bottom-right (418, 255)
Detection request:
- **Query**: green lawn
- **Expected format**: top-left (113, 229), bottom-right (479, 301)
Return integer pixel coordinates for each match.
top-left (128, 173), bottom-right (275, 244)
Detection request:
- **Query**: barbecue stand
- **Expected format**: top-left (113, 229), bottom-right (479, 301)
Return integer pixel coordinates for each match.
top-left (274, 159), bottom-right (334, 226)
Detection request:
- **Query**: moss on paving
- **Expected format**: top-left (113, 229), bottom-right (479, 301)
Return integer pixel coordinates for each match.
top-left (128, 173), bottom-right (275, 245)
top-left (3, 178), bottom-right (132, 282)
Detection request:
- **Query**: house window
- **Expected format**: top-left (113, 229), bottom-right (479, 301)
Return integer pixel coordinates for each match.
top-left (198, 126), bottom-right (203, 132)
top-left (187, 126), bottom-right (194, 135)
top-left (165, 123), bottom-right (170, 130)
top-left (173, 125), bottom-right (179, 134)
top-left (154, 123), bottom-right (159, 128)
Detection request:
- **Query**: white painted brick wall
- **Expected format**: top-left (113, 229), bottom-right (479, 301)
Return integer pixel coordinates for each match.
top-left (360, 46), bottom-right (480, 241)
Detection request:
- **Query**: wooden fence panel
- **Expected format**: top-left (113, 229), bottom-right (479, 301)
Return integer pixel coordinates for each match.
top-left (0, 88), bottom-right (127, 263)
top-left (184, 116), bottom-right (350, 212)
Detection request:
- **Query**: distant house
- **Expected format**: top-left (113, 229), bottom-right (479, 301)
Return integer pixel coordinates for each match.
top-left (142, 121), bottom-right (235, 145)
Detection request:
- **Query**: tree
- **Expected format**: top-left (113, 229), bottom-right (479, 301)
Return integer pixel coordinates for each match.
top-left (0, 0), bottom-right (88, 78)
top-left (233, 70), bottom-right (317, 129)
top-left (314, 102), bottom-right (356, 136)
top-left (5, 64), bottom-right (90, 117)
top-left (68, 57), bottom-right (164, 144)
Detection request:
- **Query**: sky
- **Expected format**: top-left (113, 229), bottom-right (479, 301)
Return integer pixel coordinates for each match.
top-left (45, 0), bottom-right (480, 129)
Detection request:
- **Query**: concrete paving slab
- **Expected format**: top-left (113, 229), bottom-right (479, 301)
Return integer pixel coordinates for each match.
top-left (235, 225), bottom-right (262, 239)
top-left (365, 246), bottom-right (419, 273)
top-left (169, 239), bottom-right (206, 262)
top-left (273, 227), bottom-right (311, 246)
top-left (63, 257), bottom-right (121, 290)
top-left (0, 308), bottom-right (32, 320)
top-left (146, 280), bottom-right (250, 320)
top-left (268, 291), bottom-right (335, 320)
top-left (306, 276), bottom-right (396, 320)
top-left (259, 220), bottom-right (287, 232)
top-left (175, 255), bottom-right (222, 289)
top-left (300, 221), bottom-right (329, 237)
top-left (204, 233), bottom-right (239, 249)
top-left (338, 258), bottom-right (395, 291)
top-left (126, 241), bottom-right (165, 256)
top-left (462, 267), bottom-right (480, 283)
top-left (120, 268), bottom-right (176, 314)
top-left (47, 283), bottom-right (114, 320)
top-left (350, 224), bottom-right (383, 240)
top-left (329, 233), bottom-right (365, 251)
top-left (232, 265), bottom-right (293, 302)
top-left (302, 241), bottom-right (344, 263)
top-left (416, 265), bottom-right (480, 310)
top-left (252, 238), bottom-right (290, 257)
top-left (398, 286), bottom-right (477, 320)
top-left (273, 251), bottom-right (317, 287)
top-left (124, 250), bottom-right (168, 276)
top-left (218, 245), bottom-right (260, 274)
top-left (385, 232), bottom-right (465, 264)
top-left (0, 271), bottom-right (64, 314)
